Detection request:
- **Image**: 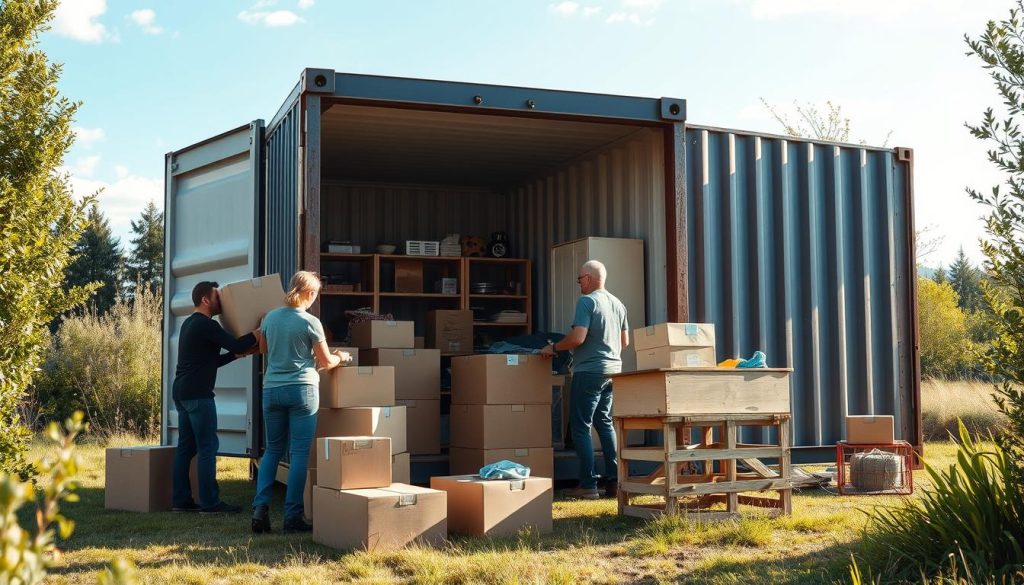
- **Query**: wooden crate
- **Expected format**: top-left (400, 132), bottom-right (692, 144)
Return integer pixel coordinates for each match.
top-left (609, 368), bottom-right (792, 417)
top-left (616, 413), bottom-right (792, 520)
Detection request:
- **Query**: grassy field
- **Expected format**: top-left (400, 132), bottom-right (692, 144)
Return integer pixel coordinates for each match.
top-left (33, 436), bottom-right (971, 585)
top-left (920, 379), bottom-right (1005, 440)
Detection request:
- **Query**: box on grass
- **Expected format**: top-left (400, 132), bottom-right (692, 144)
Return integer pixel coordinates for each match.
top-left (349, 320), bottom-right (415, 349)
top-left (451, 354), bottom-right (551, 405)
top-left (846, 415), bottom-right (895, 444)
top-left (450, 404), bottom-right (551, 449)
top-left (105, 446), bottom-right (174, 512)
top-left (218, 274), bottom-right (286, 338)
top-left (318, 365), bottom-right (395, 408)
top-left (633, 323), bottom-right (715, 351)
top-left (316, 436), bottom-right (392, 490)
top-left (360, 349), bottom-right (440, 400)
top-left (312, 484), bottom-right (447, 552)
top-left (431, 475), bottom-right (553, 536)
top-left (396, 399), bottom-right (441, 455)
top-left (448, 447), bottom-right (554, 479)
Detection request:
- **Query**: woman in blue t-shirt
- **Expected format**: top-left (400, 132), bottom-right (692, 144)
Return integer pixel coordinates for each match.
top-left (251, 271), bottom-right (351, 534)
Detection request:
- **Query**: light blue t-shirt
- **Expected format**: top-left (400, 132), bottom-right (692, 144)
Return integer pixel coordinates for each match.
top-left (261, 306), bottom-right (326, 388)
top-left (570, 289), bottom-right (629, 374)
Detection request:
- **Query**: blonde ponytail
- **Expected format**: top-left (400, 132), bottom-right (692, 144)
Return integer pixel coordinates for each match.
top-left (285, 271), bottom-right (321, 307)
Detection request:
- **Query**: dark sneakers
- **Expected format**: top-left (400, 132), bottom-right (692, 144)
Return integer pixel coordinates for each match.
top-left (603, 479), bottom-right (618, 499)
top-left (252, 505), bottom-right (271, 534)
top-left (199, 501), bottom-right (243, 515)
top-left (171, 502), bottom-right (201, 513)
top-left (283, 517), bottom-right (313, 534)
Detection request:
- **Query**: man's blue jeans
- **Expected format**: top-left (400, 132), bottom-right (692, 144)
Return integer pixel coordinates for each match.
top-left (252, 383), bottom-right (318, 521)
top-left (173, 398), bottom-right (220, 509)
top-left (570, 372), bottom-right (618, 489)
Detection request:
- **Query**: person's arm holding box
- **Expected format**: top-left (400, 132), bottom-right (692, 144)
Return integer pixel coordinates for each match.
top-left (305, 315), bottom-right (349, 370)
top-left (201, 317), bottom-right (259, 367)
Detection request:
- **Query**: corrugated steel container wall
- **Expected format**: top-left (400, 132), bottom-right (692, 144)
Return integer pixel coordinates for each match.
top-left (685, 126), bottom-right (915, 450)
top-left (507, 128), bottom-right (667, 331)
top-left (265, 100), bottom-right (301, 287)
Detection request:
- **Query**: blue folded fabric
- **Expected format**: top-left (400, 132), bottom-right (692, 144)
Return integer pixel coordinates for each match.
top-left (479, 459), bottom-right (531, 480)
top-left (738, 351), bottom-right (767, 368)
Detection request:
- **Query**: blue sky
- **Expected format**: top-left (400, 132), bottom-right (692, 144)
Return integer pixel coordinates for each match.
top-left (42, 0), bottom-right (1010, 268)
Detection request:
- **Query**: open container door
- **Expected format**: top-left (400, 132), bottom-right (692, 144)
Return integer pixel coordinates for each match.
top-left (162, 121), bottom-right (265, 456)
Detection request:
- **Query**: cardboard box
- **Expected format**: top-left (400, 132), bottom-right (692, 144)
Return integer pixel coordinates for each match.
top-left (397, 399), bottom-right (441, 455)
top-left (349, 320), bottom-right (415, 349)
top-left (319, 366), bottom-right (395, 408)
top-left (316, 436), bottom-right (392, 490)
top-left (635, 346), bottom-right (717, 370)
top-left (434, 278), bottom-right (458, 295)
top-left (327, 345), bottom-right (360, 366)
top-left (360, 349), bottom-right (440, 400)
top-left (450, 404), bottom-right (551, 449)
top-left (315, 406), bottom-right (407, 455)
top-left (304, 468), bottom-right (315, 520)
top-left (105, 445), bottom-right (175, 512)
top-left (394, 260), bottom-right (424, 293)
top-left (312, 484), bottom-right (447, 552)
top-left (414, 336), bottom-right (425, 349)
top-left (451, 354), bottom-right (552, 405)
top-left (393, 452), bottom-right (411, 484)
top-left (431, 475), bottom-right (553, 536)
top-left (633, 323), bottom-right (716, 351)
top-left (448, 447), bottom-right (554, 479)
top-left (218, 274), bottom-right (286, 338)
top-left (611, 368), bottom-right (791, 417)
top-left (426, 310), bottom-right (473, 355)
top-left (846, 415), bottom-right (895, 444)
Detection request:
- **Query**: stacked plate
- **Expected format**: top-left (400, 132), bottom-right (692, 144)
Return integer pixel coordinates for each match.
top-left (471, 282), bottom-right (496, 294)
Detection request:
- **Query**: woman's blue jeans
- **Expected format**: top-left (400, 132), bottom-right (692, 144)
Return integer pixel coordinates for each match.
top-left (252, 383), bottom-right (318, 521)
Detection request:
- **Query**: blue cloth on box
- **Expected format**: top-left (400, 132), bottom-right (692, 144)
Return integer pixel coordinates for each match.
top-left (479, 459), bottom-right (531, 480)
top-left (738, 351), bottom-right (767, 368)
top-left (486, 331), bottom-right (572, 373)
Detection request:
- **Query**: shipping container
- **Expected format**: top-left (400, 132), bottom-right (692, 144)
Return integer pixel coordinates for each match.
top-left (163, 69), bottom-right (919, 474)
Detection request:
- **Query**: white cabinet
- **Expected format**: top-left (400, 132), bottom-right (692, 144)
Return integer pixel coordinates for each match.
top-left (550, 237), bottom-right (646, 372)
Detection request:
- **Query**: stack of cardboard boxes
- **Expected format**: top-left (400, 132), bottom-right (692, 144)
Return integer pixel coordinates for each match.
top-left (449, 354), bottom-right (554, 478)
top-left (633, 323), bottom-right (717, 370)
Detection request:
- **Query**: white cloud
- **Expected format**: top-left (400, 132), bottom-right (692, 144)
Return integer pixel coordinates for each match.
top-left (73, 127), bottom-right (105, 147)
top-left (65, 170), bottom-right (163, 245)
top-left (606, 11), bottom-right (653, 25)
top-left (115, 165), bottom-right (129, 179)
top-left (298, 0), bottom-right (315, 8)
top-left (238, 9), bottom-right (304, 27)
top-left (583, 6), bottom-right (602, 17)
top-left (129, 9), bottom-right (162, 35)
top-left (550, 2), bottom-right (580, 16)
top-left (75, 155), bottom-right (102, 177)
top-left (623, 0), bottom-right (662, 8)
top-left (53, 0), bottom-right (108, 43)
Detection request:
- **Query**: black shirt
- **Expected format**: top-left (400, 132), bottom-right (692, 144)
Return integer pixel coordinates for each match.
top-left (171, 313), bottom-right (258, 401)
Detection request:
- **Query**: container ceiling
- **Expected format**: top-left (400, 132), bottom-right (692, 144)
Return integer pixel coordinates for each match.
top-left (320, 103), bottom-right (644, 188)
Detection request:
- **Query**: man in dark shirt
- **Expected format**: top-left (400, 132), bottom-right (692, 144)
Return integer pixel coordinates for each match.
top-left (171, 281), bottom-right (259, 514)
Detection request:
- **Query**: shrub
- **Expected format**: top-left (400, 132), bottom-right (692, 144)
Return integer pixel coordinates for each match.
top-left (917, 278), bottom-right (973, 379)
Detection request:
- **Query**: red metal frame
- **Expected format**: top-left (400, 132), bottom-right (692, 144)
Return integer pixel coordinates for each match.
top-left (835, 440), bottom-right (915, 496)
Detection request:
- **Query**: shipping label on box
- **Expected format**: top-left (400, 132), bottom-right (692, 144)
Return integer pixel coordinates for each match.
top-left (105, 445), bottom-right (176, 512)
top-left (633, 323), bottom-right (716, 351)
top-left (316, 436), bottom-right (392, 490)
top-left (392, 452), bottom-right (411, 484)
top-left (349, 320), bottom-right (415, 349)
top-left (449, 404), bottom-right (551, 449)
top-left (360, 349), bottom-right (440, 400)
top-left (431, 475), bottom-right (553, 537)
top-left (448, 447), bottom-right (554, 479)
top-left (218, 274), bottom-right (286, 338)
top-left (318, 366), bottom-right (395, 408)
top-left (314, 406), bottom-right (407, 455)
top-left (397, 399), bottom-right (441, 455)
top-left (451, 354), bottom-right (552, 405)
top-left (635, 346), bottom-right (717, 370)
top-left (846, 415), bottom-right (895, 445)
top-left (425, 310), bottom-right (473, 355)
top-left (312, 484), bottom-right (447, 552)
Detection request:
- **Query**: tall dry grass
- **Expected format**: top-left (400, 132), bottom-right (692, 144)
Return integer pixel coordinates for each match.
top-left (920, 379), bottom-right (1005, 440)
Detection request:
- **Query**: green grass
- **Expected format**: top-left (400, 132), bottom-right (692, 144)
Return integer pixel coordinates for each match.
top-left (920, 379), bottom-right (1006, 440)
top-left (33, 438), bottom-right (967, 585)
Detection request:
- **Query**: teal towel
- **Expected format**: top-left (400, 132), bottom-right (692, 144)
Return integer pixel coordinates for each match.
top-left (738, 351), bottom-right (767, 368)
top-left (479, 459), bottom-right (531, 480)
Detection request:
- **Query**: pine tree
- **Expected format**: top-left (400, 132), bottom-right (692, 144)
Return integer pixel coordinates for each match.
top-left (65, 204), bottom-right (124, 314)
top-left (126, 200), bottom-right (164, 296)
top-left (932, 265), bottom-right (948, 285)
top-left (0, 0), bottom-right (94, 474)
top-left (948, 247), bottom-right (983, 313)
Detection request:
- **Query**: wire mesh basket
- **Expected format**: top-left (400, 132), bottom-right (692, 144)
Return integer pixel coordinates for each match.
top-left (835, 440), bottom-right (914, 496)
top-left (405, 240), bottom-right (440, 256)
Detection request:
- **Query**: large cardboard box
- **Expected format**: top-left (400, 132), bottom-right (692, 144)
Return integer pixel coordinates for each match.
top-left (633, 323), bottom-right (716, 351)
top-left (218, 274), bottom-right (286, 337)
top-left (312, 484), bottom-right (447, 552)
top-left (327, 345), bottom-right (360, 366)
top-left (316, 436), bottom-right (392, 490)
top-left (304, 468), bottom-right (315, 520)
top-left (448, 447), bottom-right (554, 479)
top-left (397, 399), bottom-right (441, 455)
top-left (450, 404), bottom-right (551, 449)
top-left (425, 310), bottom-right (473, 355)
top-left (635, 346), bottom-right (717, 370)
top-left (315, 406), bottom-right (407, 455)
top-left (611, 368), bottom-right (791, 416)
top-left (319, 366), bottom-right (396, 408)
top-left (360, 349), bottom-right (440, 400)
top-left (846, 415), bottom-right (895, 444)
top-left (349, 320), bottom-right (414, 349)
top-left (105, 446), bottom-right (175, 512)
top-left (451, 354), bottom-right (552, 405)
top-left (393, 452), bottom-right (411, 484)
top-left (431, 475), bottom-right (553, 536)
